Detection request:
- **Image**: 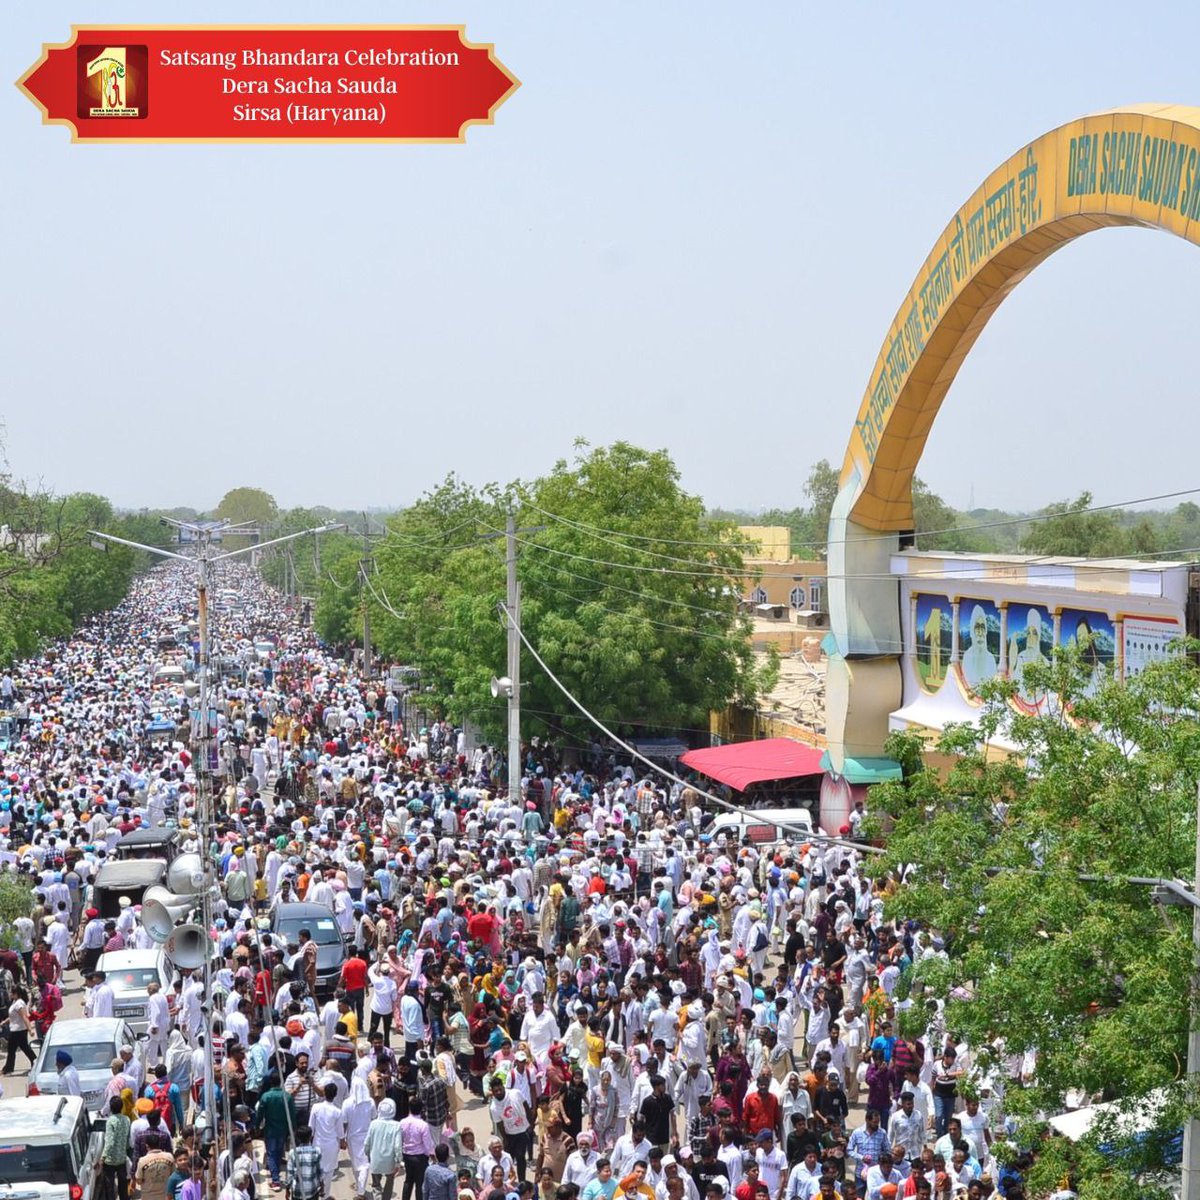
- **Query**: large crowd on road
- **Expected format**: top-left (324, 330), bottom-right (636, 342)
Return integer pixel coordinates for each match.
top-left (0, 563), bottom-right (1040, 1200)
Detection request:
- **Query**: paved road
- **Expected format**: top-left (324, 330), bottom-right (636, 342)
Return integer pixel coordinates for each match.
top-left (31, 961), bottom-right (493, 1200)
top-left (22, 952), bottom-right (863, 1200)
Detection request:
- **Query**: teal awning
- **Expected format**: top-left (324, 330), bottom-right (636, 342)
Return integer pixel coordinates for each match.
top-left (819, 751), bottom-right (902, 785)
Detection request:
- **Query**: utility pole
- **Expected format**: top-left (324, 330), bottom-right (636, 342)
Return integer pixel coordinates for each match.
top-left (505, 507), bottom-right (521, 804)
top-left (193, 530), bottom-right (217, 1193)
top-left (1184, 780), bottom-right (1200, 1200)
top-left (360, 519), bottom-right (373, 681)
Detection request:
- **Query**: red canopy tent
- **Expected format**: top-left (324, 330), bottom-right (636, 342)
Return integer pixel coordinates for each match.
top-left (679, 738), bottom-right (825, 792)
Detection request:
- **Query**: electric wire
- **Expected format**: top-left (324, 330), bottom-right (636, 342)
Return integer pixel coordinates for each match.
top-left (490, 523), bottom-right (1200, 583)
top-left (533, 584), bottom-right (745, 642)
top-left (502, 603), bottom-right (882, 855)
top-left (525, 486), bottom-right (1200, 560)
top-left (361, 569), bottom-right (406, 621)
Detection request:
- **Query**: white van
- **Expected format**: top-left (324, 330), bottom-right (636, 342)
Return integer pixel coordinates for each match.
top-left (708, 806), bottom-right (816, 845)
top-left (0, 1095), bottom-right (102, 1200)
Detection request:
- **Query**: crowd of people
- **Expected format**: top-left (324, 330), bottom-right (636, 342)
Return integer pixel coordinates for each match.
top-left (0, 563), bottom-right (1040, 1200)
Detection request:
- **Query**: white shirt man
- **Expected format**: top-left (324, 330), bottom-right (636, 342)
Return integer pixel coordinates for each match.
top-left (55, 1057), bottom-right (82, 1097)
top-left (888, 1096), bottom-right (925, 1161)
top-left (959, 1099), bottom-right (992, 1161)
top-left (673, 1064), bottom-right (713, 1126)
top-left (87, 975), bottom-right (115, 1019)
top-left (785, 1154), bottom-right (822, 1200)
top-left (309, 1089), bottom-right (346, 1189)
top-left (476, 1143), bottom-right (514, 1183)
top-left (863, 1160), bottom-right (905, 1200)
top-left (756, 1138), bottom-right (788, 1196)
top-left (562, 1139), bottom-right (600, 1190)
top-left (368, 963), bottom-right (396, 1015)
top-left (520, 997), bottom-right (559, 1063)
top-left (813, 1030), bottom-right (848, 1076)
top-left (610, 1129), bottom-right (652, 1181)
top-left (145, 986), bottom-right (171, 1063)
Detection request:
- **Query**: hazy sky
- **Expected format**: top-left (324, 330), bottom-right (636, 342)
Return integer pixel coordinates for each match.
top-left (5, 1), bottom-right (1200, 516)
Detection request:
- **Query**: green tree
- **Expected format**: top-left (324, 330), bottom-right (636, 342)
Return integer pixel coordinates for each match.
top-left (354, 443), bottom-right (774, 742)
top-left (865, 650), bottom-right (1200, 1198)
top-left (313, 533), bottom-right (365, 647)
top-left (912, 478), bottom-right (999, 552)
top-left (214, 487), bottom-right (278, 528)
top-left (0, 874), bottom-right (32, 951)
top-left (1020, 492), bottom-right (1148, 557)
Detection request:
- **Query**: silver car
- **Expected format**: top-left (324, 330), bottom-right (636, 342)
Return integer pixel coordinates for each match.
top-left (27, 1018), bottom-right (143, 1117)
top-left (95, 949), bottom-right (175, 1034)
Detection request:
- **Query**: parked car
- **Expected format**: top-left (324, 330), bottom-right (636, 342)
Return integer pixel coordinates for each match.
top-left (91, 860), bottom-right (167, 920)
top-left (114, 827), bottom-right (178, 864)
top-left (706, 806), bottom-right (816, 845)
top-left (28, 1019), bottom-right (143, 1117)
top-left (270, 902), bottom-right (347, 998)
top-left (0, 1094), bottom-right (104, 1200)
top-left (94, 949), bottom-right (175, 1034)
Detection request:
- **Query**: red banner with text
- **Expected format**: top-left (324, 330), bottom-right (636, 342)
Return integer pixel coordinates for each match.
top-left (18, 25), bottom-right (519, 142)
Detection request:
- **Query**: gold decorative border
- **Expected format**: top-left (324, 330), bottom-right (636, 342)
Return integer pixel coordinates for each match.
top-left (15, 24), bottom-right (520, 145)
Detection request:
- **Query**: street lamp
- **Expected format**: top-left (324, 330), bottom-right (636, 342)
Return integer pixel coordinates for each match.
top-left (87, 516), bottom-right (341, 1198)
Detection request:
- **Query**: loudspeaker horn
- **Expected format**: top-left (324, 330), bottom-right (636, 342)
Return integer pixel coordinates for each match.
top-left (167, 853), bottom-right (208, 896)
top-left (490, 675), bottom-right (513, 699)
top-left (163, 923), bottom-right (211, 969)
top-left (141, 886), bottom-right (194, 944)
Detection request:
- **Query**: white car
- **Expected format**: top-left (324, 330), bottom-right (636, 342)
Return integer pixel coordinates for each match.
top-left (707, 806), bottom-right (816, 845)
top-left (253, 640), bottom-right (275, 661)
top-left (0, 1095), bottom-right (103, 1200)
top-left (28, 1018), bottom-right (143, 1117)
top-left (95, 949), bottom-right (174, 1033)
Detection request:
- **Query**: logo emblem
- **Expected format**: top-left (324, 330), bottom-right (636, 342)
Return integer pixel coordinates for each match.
top-left (77, 45), bottom-right (148, 118)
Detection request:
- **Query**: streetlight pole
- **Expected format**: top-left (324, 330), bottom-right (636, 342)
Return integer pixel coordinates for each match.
top-left (89, 517), bottom-right (342, 1200)
top-left (1184, 780), bottom-right (1200, 1200)
top-left (505, 508), bottom-right (521, 804)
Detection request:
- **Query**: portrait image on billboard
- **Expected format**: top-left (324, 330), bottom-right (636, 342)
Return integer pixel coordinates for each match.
top-left (1059, 608), bottom-right (1115, 697)
top-left (957, 598), bottom-right (1000, 694)
top-left (1008, 603), bottom-right (1053, 708)
top-left (914, 593), bottom-right (952, 693)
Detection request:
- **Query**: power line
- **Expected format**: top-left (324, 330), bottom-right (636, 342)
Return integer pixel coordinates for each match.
top-left (362, 566), bottom-right (406, 620)
top-left (489, 522), bottom-right (1200, 583)
top-left (503, 602), bottom-right (881, 855)
top-left (526, 486), bottom-right (1200, 565)
top-left (537, 584), bottom-right (746, 642)
top-left (523, 500), bottom-right (757, 554)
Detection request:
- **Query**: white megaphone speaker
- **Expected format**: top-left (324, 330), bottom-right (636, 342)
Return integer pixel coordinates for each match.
top-left (141, 886), bottom-right (194, 944)
top-left (490, 675), bottom-right (513, 699)
top-left (167, 854), bottom-right (208, 896)
top-left (163, 923), bottom-right (211, 969)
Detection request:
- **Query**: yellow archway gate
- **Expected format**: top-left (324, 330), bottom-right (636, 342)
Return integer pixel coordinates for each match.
top-left (826, 105), bottom-right (1200, 775)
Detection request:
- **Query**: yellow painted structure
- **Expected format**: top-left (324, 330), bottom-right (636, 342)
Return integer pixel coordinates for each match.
top-left (737, 526), bottom-right (792, 563)
top-left (827, 105), bottom-right (1200, 774)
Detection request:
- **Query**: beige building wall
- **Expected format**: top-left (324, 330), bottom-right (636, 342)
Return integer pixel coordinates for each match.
top-left (741, 557), bottom-right (828, 611)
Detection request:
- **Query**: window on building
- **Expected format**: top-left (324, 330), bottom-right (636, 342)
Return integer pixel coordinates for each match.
top-left (750, 587), bottom-right (768, 604)
top-left (809, 582), bottom-right (823, 611)
top-left (789, 585), bottom-right (807, 610)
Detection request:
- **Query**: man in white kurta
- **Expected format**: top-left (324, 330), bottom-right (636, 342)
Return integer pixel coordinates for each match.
top-left (341, 1073), bottom-right (375, 1197)
top-left (309, 1083), bottom-right (346, 1191)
